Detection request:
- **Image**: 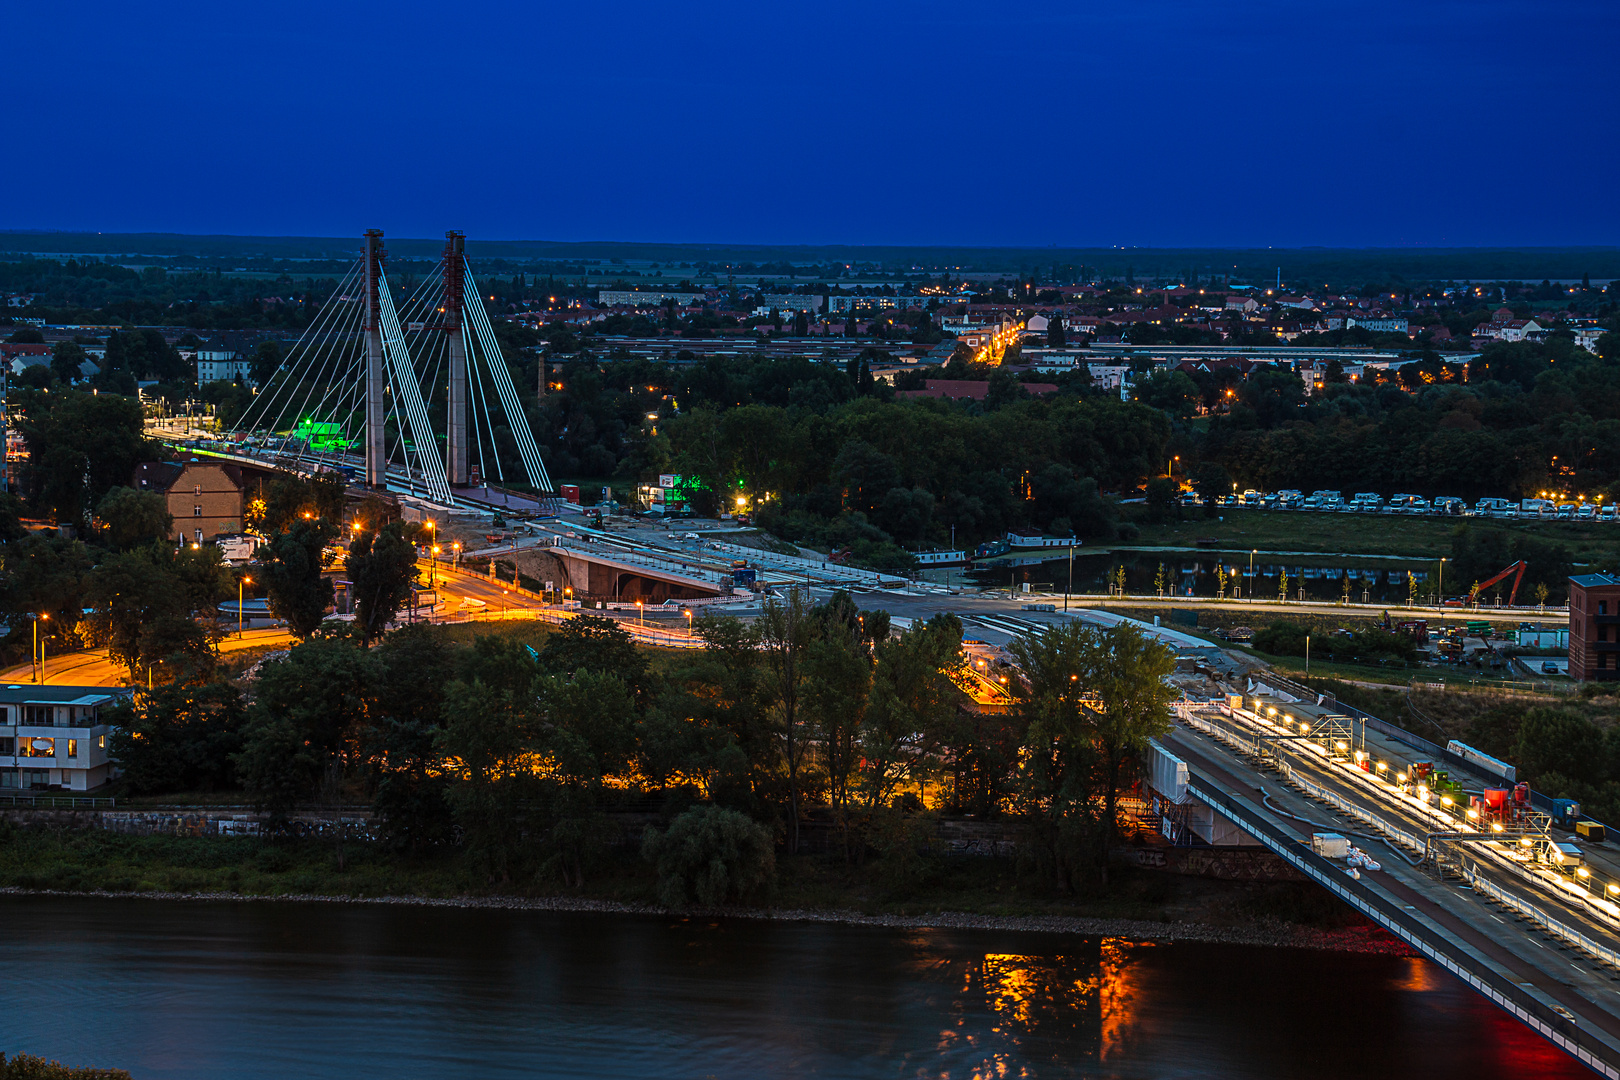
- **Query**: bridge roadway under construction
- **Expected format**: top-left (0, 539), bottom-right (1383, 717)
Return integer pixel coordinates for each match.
top-left (1160, 700), bottom-right (1620, 1076)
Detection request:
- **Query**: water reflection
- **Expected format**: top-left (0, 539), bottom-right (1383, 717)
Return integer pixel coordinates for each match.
top-left (0, 898), bottom-right (1590, 1080)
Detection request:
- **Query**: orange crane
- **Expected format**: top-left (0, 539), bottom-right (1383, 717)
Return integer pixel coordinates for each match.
top-left (1469, 560), bottom-right (1528, 606)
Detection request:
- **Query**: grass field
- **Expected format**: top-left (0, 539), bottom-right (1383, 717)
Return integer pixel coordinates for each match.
top-left (1121, 508), bottom-right (1618, 561)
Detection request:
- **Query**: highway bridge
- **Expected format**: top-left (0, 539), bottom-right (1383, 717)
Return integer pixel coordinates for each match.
top-left (1151, 694), bottom-right (1620, 1076)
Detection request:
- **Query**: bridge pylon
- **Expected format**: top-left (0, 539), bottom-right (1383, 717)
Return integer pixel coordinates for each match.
top-left (363, 229), bottom-right (388, 488)
top-left (443, 230), bottom-right (469, 487)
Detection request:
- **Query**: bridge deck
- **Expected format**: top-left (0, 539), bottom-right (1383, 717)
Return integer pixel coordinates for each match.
top-left (1164, 717), bottom-right (1620, 1076)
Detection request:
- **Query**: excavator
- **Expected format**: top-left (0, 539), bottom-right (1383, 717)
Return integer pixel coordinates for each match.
top-left (1469, 560), bottom-right (1528, 607)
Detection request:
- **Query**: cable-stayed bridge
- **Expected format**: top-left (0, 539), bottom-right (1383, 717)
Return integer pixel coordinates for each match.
top-left (230, 230), bottom-right (551, 508)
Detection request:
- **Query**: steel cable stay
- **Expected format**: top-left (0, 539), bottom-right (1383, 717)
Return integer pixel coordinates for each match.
top-left (464, 258), bottom-right (552, 492)
top-left (236, 259), bottom-right (364, 444)
top-left (235, 257), bottom-right (361, 435)
top-left (377, 271), bottom-right (452, 505)
top-left (283, 294), bottom-right (367, 464)
top-left (464, 322), bottom-right (494, 487)
top-left (263, 287), bottom-right (367, 466)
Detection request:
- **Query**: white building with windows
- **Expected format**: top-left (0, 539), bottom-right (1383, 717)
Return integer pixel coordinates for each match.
top-left (0, 685), bottom-right (129, 793)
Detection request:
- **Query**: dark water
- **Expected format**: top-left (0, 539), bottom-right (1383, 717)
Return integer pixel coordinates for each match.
top-left (967, 553), bottom-right (1433, 604)
top-left (1, 897), bottom-right (1585, 1080)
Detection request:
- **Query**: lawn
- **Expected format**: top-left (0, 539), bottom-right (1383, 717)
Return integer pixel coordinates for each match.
top-left (1121, 508), bottom-right (1618, 561)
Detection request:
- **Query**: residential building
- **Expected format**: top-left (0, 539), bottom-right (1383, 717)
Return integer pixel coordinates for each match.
top-left (1346, 314), bottom-right (1410, 334)
top-left (0, 685), bottom-right (130, 792)
top-left (1224, 296), bottom-right (1259, 314)
top-left (132, 459), bottom-right (247, 543)
top-left (1569, 573), bottom-right (1620, 682)
top-left (197, 338), bottom-right (254, 384)
top-left (596, 290), bottom-right (702, 307)
top-left (825, 294), bottom-right (933, 314)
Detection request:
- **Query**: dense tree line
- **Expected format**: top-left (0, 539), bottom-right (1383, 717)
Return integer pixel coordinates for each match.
top-left (1197, 338), bottom-right (1620, 500)
top-left (110, 598), bottom-right (1176, 894)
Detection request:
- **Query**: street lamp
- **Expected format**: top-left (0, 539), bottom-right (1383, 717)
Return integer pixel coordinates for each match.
top-left (452, 540), bottom-right (461, 568)
top-left (683, 608), bottom-right (693, 635)
top-left (238, 574), bottom-right (252, 638)
top-left (637, 599), bottom-right (645, 627)
top-left (32, 613), bottom-right (48, 684)
top-left (1249, 549), bottom-right (1257, 602)
top-left (430, 545), bottom-right (440, 588)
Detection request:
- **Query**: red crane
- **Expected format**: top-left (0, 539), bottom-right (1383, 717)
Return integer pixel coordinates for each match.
top-left (1469, 560), bottom-right (1528, 606)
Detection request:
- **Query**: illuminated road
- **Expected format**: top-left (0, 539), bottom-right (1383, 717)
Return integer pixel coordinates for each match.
top-left (1163, 703), bottom-right (1620, 1072)
top-left (0, 627), bottom-right (295, 688)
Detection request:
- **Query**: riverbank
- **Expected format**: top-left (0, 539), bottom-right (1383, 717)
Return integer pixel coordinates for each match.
top-left (0, 884), bottom-right (1417, 957)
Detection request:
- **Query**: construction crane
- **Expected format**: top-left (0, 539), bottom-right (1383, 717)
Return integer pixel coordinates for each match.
top-left (1469, 560), bottom-right (1528, 606)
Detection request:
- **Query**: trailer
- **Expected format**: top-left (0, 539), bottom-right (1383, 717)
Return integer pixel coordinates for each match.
top-left (1445, 739), bottom-right (1517, 783)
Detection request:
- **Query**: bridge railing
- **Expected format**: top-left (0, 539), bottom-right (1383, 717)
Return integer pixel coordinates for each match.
top-left (1464, 862), bottom-right (1620, 970)
top-left (1187, 780), bottom-right (1620, 1079)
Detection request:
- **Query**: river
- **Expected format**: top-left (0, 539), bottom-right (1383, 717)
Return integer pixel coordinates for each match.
top-left (1, 896), bottom-right (1586, 1079)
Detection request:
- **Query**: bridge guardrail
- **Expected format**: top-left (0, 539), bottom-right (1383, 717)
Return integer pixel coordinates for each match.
top-left (1464, 863), bottom-right (1620, 971)
top-left (1187, 779), bottom-right (1620, 1079)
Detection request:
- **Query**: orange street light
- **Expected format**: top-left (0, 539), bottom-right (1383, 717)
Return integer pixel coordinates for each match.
top-left (238, 574), bottom-right (252, 638)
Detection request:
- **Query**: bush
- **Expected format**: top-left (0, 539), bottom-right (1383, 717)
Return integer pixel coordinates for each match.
top-left (0, 1054), bottom-right (131, 1080)
top-left (642, 806), bottom-right (775, 908)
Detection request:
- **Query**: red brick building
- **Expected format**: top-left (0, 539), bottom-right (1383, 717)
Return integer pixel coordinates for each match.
top-left (1568, 573), bottom-right (1620, 681)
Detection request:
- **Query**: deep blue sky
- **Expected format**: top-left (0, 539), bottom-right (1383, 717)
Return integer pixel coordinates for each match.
top-left (6, 0), bottom-right (1616, 247)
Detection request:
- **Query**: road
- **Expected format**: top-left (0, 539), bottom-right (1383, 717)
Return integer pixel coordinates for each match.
top-left (0, 627), bottom-right (295, 688)
top-left (1165, 702), bottom-right (1620, 1068)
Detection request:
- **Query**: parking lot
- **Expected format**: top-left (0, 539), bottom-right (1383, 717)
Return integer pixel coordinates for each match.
top-left (1189, 489), bottom-right (1614, 521)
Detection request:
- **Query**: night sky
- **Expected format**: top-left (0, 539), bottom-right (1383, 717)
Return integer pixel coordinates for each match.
top-left (7, 0), bottom-right (1616, 246)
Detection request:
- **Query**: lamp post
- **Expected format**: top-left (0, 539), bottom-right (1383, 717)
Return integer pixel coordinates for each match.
top-left (1065, 542), bottom-right (1074, 612)
top-left (684, 608), bottom-right (693, 636)
top-left (637, 599), bottom-right (645, 628)
top-left (32, 613), bottom-right (48, 684)
top-left (1438, 557), bottom-right (1447, 622)
top-left (430, 545), bottom-right (440, 588)
top-left (452, 541), bottom-right (461, 569)
top-left (238, 574), bottom-right (252, 638)
top-left (1250, 549), bottom-right (1257, 602)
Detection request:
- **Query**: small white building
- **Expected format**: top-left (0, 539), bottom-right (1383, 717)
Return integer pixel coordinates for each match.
top-left (0, 685), bottom-right (130, 793)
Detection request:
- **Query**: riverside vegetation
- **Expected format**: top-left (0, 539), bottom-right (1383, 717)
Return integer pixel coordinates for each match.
top-left (0, 597), bottom-right (1370, 934)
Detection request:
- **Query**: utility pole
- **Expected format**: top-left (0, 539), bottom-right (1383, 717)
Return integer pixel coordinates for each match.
top-left (444, 231), bottom-right (469, 487)
top-left (363, 230), bottom-right (387, 489)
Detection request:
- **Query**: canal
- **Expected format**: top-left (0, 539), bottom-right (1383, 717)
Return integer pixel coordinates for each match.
top-left (2, 896), bottom-right (1585, 1079)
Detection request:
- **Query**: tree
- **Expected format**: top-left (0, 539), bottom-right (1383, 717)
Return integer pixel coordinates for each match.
top-left (642, 806), bottom-right (776, 908)
top-left (93, 487), bottom-right (172, 550)
top-left (249, 342), bottom-right (284, 387)
top-left (84, 549), bottom-right (219, 682)
top-left (1008, 622), bottom-right (1175, 887)
top-left (436, 678), bottom-right (538, 881)
top-left (865, 613), bottom-right (966, 809)
top-left (1047, 317), bottom-right (1067, 348)
top-left (1190, 463), bottom-right (1232, 514)
top-left (15, 389), bottom-right (153, 529)
top-left (757, 588), bottom-right (814, 852)
top-left (348, 522), bottom-right (418, 643)
top-left (258, 518), bottom-right (335, 639)
top-left (539, 614), bottom-right (647, 693)
top-left (51, 341), bottom-right (86, 384)
top-left (106, 680), bottom-right (245, 794)
top-left (370, 624), bottom-right (459, 849)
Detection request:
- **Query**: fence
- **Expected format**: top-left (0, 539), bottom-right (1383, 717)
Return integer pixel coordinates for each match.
top-left (1187, 778), bottom-right (1620, 1077)
top-left (1464, 862), bottom-right (1620, 972)
top-left (0, 795), bottom-right (115, 809)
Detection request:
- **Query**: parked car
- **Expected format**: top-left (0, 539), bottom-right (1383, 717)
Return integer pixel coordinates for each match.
top-left (1542, 661), bottom-right (1561, 675)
